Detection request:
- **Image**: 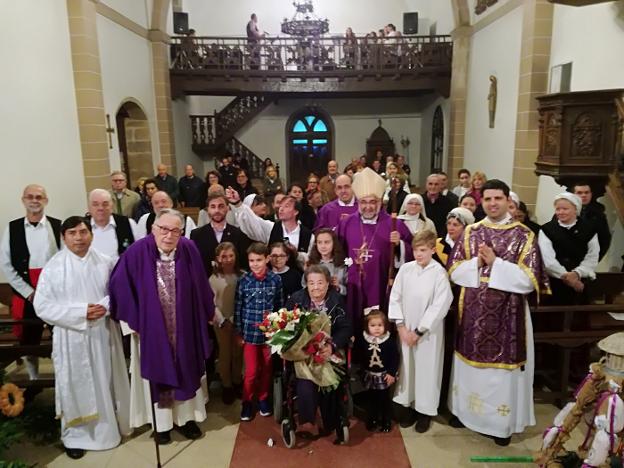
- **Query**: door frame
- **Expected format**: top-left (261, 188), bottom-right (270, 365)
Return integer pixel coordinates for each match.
top-left (284, 107), bottom-right (335, 186)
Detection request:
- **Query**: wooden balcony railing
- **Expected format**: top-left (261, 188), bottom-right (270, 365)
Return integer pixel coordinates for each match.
top-left (170, 35), bottom-right (453, 96)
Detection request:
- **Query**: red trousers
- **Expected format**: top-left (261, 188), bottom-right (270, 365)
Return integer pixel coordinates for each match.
top-left (242, 343), bottom-right (272, 402)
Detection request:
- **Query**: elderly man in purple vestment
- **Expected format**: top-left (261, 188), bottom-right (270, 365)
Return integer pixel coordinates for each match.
top-left (447, 179), bottom-right (550, 446)
top-left (314, 174), bottom-right (359, 231)
top-left (109, 208), bottom-right (214, 444)
top-left (337, 168), bottom-right (413, 332)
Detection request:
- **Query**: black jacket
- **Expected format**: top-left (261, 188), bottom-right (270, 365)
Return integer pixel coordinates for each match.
top-left (580, 201), bottom-right (611, 260)
top-left (190, 223), bottom-right (251, 276)
top-left (285, 288), bottom-right (352, 350)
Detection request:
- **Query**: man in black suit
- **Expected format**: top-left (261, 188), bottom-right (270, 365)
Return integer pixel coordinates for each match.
top-left (422, 174), bottom-right (455, 237)
top-left (190, 193), bottom-right (250, 276)
top-left (573, 182), bottom-right (612, 261)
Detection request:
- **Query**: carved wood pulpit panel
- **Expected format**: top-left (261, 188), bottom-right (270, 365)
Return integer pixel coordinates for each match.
top-left (535, 89), bottom-right (624, 194)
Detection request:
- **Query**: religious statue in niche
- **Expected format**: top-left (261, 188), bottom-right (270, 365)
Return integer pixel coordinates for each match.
top-left (488, 75), bottom-right (497, 129)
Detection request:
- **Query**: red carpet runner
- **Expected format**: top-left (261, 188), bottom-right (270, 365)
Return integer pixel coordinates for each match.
top-left (229, 417), bottom-right (411, 468)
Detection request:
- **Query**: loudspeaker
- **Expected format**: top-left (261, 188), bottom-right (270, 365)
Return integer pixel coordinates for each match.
top-left (403, 12), bottom-right (418, 35)
top-left (173, 12), bottom-right (189, 34)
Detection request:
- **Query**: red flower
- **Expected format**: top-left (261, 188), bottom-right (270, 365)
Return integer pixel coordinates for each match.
top-left (278, 321), bottom-right (286, 329)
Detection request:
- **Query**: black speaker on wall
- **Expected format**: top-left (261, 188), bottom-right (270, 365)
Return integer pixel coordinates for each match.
top-left (173, 12), bottom-right (189, 34)
top-left (403, 12), bottom-right (419, 35)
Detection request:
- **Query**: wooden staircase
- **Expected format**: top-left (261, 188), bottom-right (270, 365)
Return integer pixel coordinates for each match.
top-left (190, 94), bottom-right (273, 179)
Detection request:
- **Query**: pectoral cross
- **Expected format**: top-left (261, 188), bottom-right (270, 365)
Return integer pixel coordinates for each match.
top-left (354, 244), bottom-right (374, 264)
top-left (105, 114), bottom-right (115, 149)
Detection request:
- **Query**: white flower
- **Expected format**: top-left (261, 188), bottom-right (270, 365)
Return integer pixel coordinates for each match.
top-left (344, 257), bottom-right (354, 267)
top-left (285, 321), bottom-right (296, 332)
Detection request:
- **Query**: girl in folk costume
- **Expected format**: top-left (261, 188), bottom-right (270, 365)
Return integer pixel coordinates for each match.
top-left (305, 228), bottom-right (347, 296)
top-left (389, 230), bottom-right (453, 433)
top-left (434, 207), bottom-right (475, 267)
top-left (362, 308), bottom-right (399, 433)
top-left (398, 194), bottom-right (437, 237)
top-left (209, 242), bottom-right (243, 405)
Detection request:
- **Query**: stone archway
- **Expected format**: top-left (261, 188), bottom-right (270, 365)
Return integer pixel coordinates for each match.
top-left (116, 100), bottom-right (153, 187)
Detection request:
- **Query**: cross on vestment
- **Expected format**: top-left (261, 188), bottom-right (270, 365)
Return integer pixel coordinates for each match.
top-left (354, 244), bottom-right (374, 264)
top-left (105, 114), bottom-right (115, 149)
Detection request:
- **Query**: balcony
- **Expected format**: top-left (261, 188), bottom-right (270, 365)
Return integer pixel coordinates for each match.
top-left (169, 35), bottom-right (452, 98)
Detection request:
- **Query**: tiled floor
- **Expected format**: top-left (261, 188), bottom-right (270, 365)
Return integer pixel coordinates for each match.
top-left (4, 361), bottom-right (587, 467)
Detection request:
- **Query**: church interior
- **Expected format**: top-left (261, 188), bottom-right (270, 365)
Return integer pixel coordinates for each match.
top-left (2, 0), bottom-right (624, 466)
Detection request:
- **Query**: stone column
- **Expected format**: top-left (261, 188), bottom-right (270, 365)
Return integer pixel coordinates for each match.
top-left (149, 30), bottom-right (178, 175)
top-left (66, 0), bottom-right (111, 192)
top-left (447, 27), bottom-right (471, 184)
top-left (512, 0), bottom-right (554, 210)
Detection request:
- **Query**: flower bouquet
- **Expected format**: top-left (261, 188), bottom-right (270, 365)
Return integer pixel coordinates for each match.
top-left (258, 307), bottom-right (344, 391)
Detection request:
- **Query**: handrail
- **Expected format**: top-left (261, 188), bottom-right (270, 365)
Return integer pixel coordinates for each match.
top-left (170, 34), bottom-right (452, 74)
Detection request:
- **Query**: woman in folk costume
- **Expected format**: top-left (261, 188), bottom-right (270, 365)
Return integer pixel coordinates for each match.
top-left (397, 193), bottom-right (437, 237)
top-left (434, 207), bottom-right (475, 267)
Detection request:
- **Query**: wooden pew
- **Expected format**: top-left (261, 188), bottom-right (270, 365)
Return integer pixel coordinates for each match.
top-left (532, 272), bottom-right (624, 405)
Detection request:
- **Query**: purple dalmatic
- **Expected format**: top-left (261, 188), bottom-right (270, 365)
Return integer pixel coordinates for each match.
top-left (314, 199), bottom-right (359, 231)
top-left (109, 235), bottom-right (214, 404)
top-left (447, 221), bottom-right (550, 368)
top-left (337, 210), bottom-right (413, 329)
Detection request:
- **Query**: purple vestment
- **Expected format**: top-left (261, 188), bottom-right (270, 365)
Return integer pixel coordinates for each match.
top-left (109, 235), bottom-right (214, 402)
top-left (337, 210), bottom-right (413, 329)
top-left (314, 199), bottom-right (359, 231)
top-left (447, 220), bottom-right (550, 368)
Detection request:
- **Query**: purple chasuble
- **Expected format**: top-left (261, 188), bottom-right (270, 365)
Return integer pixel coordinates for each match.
top-left (314, 199), bottom-right (359, 231)
top-left (337, 210), bottom-right (413, 329)
top-left (447, 220), bottom-right (550, 369)
top-left (109, 235), bottom-right (214, 403)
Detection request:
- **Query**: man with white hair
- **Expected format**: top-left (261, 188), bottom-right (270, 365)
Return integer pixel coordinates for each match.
top-left (422, 174), bottom-right (455, 237)
top-left (0, 184), bottom-right (61, 380)
top-left (314, 174), bottom-right (358, 231)
top-left (336, 168), bottom-right (413, 330)
top-left (87, 189), bottom-right (139, 260)
top-left (109, 171), bottom-right (140, 218)
top-left (109, 209), bottom-right (214, 444)
top-left (136, 191), bottom-right (196, 239)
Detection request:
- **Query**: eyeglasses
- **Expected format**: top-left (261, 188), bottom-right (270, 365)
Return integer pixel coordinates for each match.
top-left (111, 178), bottom-right (125, 183)
top-left (23, 195), bottom-right (46, 201)
top-left (154, 224), bottom-right (182, 237)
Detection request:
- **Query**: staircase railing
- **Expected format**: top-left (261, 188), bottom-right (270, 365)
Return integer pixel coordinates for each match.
top-left (222, 137), bottom-right (279, 180)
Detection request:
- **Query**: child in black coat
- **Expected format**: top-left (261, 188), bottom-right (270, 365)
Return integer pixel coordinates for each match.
top-left (362, 308), bottom-right (399, 432)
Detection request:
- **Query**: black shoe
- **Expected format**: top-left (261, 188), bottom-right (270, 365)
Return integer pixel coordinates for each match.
top-left (399, 408), bottom-right (418, 428)
top-left (177, 421), bottom-right (202, 440)
top-left (365, 417), bottom-right (378, 432)
top-left (65, 447), bottom-right (85, 459)
top-left (414, 415), bottom-right (431, 433)
top-left (380, 419), bottom-right (392, 433)
top-left (153, 430), bottom-right (172, 444)
top-left (222, 387), bottom-right (235, 405)
top-left (494, 436), bottom-right (511, 446)
top-left (448, 416), bottom-right (465, 428)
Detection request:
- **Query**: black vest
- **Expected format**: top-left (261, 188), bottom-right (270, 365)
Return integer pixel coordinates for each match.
top-left (269, 221), bottom-right (312, 253)
top-left (9, 216), bottom-right (61, 290)
top-left (145, 213), bottom-right (188, 237)
top-left (541, 219), bottom-right (596, 272)
top-left (85, 213), bottom-right (135, 255)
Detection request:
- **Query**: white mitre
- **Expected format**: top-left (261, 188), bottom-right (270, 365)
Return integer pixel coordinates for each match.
top-left (352, 167), bottom-right (386, 200)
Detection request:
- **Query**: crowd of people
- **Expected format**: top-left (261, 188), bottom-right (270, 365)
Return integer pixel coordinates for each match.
top-left (0, 153), bottom-right (614, 458)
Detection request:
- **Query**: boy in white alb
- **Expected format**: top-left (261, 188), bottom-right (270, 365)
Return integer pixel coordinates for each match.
top-left (389, 230), bottom-right (453, 433)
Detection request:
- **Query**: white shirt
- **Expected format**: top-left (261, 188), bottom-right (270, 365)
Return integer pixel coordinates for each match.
top-left (210, 221), bottom-right (226, 243)
top-left (91, 216), bottom-right (139, 260)
top-left (0, 216), bottom-right (59, 298)
top-left (338, 197), bottom-right (356, 207)
top-left (538, 220), bottom-right (599, 280)
top-left (452, 185), bottom-right (469, 198)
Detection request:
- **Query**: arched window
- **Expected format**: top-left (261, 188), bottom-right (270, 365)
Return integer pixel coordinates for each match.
top-left (287, 109), bottom-right (333, 183)
top-left (430, 106), bottom-right (444, 173)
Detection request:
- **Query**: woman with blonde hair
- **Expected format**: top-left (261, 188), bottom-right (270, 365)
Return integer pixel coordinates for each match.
top-left (467, 171), bottom-right (487, 221)
top-left (398, 194), bottom-right (437, 236)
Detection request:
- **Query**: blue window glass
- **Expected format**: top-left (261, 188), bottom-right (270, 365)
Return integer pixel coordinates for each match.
top-left (312, 139), bottom-right (327, 144)
top-left (292, 139), bottom-right (307, 144)
top-left (313, 120), bottom-right (327, 132)
top-left (292, 120), bottom-right (306, 132)
top-left (305, 116), bottom-right (315, 126)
